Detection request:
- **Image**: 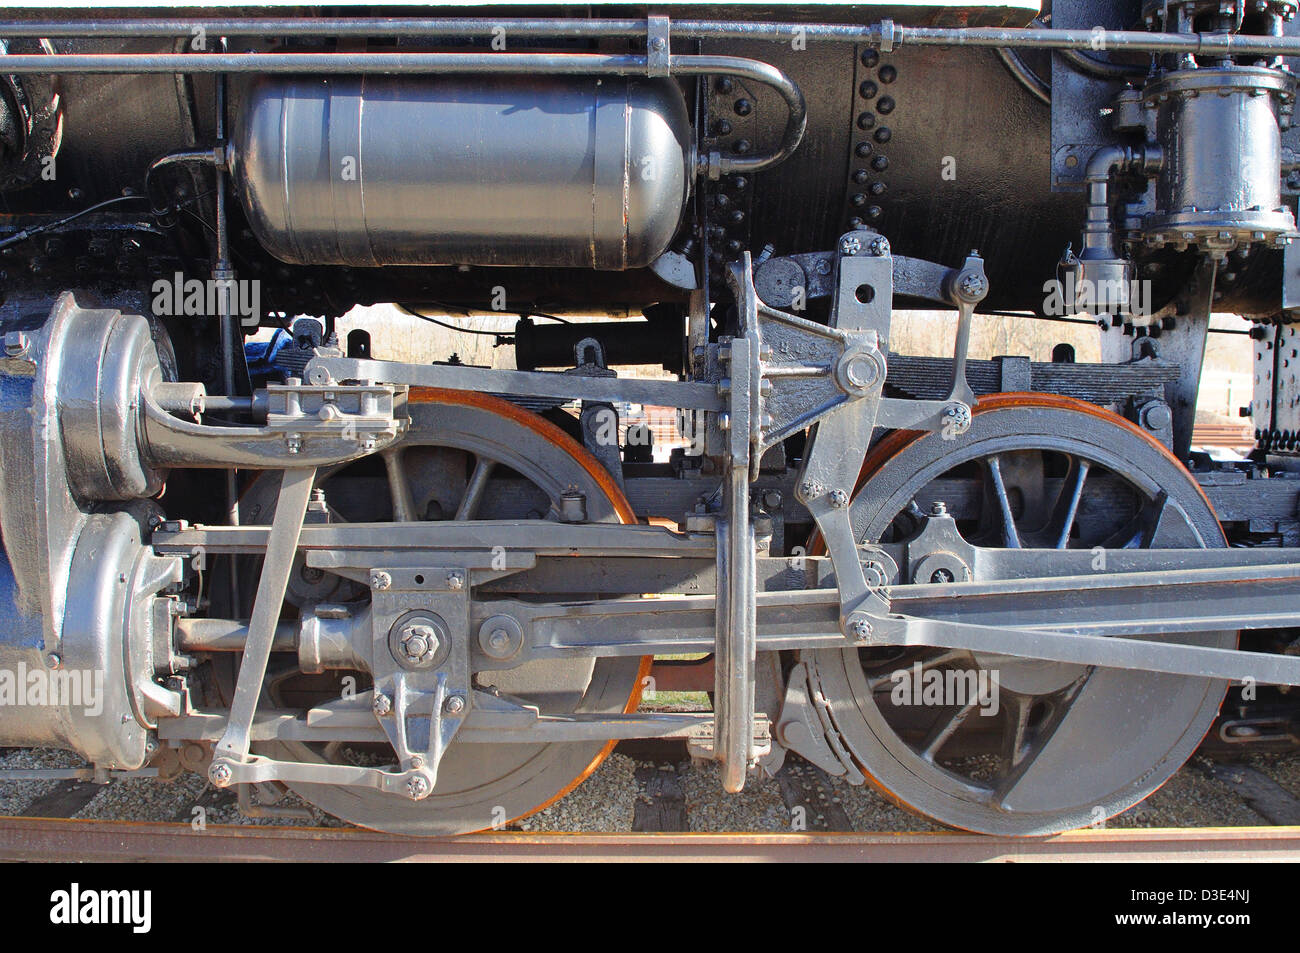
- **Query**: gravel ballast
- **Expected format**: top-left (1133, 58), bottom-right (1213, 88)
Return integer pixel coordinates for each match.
top-left (4, 745), bottom-right (1297, 833)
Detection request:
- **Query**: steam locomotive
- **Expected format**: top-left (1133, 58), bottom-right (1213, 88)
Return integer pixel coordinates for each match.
top-left (1, 1), bottom-right (1298, 835)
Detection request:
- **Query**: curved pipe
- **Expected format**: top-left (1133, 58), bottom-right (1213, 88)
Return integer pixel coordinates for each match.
top-left (0, 50), bottom-right (807, 176)
top-left (1023, 16), bottom-right (1150, 82)
top-left (995, 47), bottom-right (1050, 105)
top-left (145, 148), bottom-right (218, 216)
top-left (1078, 146), bottom-right (1138, 262)
top-left (1056, 47), bottom-right (1150, 80)
top-left (141, 387), bottom-right (402, 470)
top-left (671, 55), bottom-right (806, 174)
top-left (1085, 145), bottom-right (1130, 186)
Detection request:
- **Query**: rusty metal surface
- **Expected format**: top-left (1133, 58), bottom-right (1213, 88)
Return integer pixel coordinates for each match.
top-left (0, 816), bottom-right (1298, 862)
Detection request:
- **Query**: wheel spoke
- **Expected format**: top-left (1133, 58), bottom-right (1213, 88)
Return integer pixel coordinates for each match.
top-left (990, 678), bottom-right (1090, 811)
top-left (381, 447), bottom-right (417, 522)
top-left (1140, 490), bottom-right (1204, 548)
top-left (1097, 491), bottom-right (1176, 550)
top-left (1098, 512), bottom-right (1143, 549)
top-left (1137, 491), bottom-right (1168, 549)
top-left (998, 692), bottom-right (1034, 769)
top-left (867, 648), bottom-right (968, 692)
top-left (1046, 457), bottom-right (1089, 549)
top-left (919, 700), bottom-right (977, 762)
top-left (455, 456), bottom-right (496, 520)
top-left (984, 455), bottom-right (1021, 548)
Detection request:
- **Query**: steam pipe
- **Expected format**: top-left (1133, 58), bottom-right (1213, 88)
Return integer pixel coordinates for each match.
top-left (0, 51), bottom-right (806, 175)
top-left (1, 19), bottom-right (1299, 57)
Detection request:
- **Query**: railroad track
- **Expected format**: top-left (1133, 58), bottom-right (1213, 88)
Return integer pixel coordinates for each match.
top-left (0, 816), bottom-right (1296, 862)
top-left (3, 744), bottom-right (1299, 860)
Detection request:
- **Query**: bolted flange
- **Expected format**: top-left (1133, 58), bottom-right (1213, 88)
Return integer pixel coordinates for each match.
top-left (387, 612), bottom-right (451, 670)
top-left (477, 614), bottom-right (524, 661)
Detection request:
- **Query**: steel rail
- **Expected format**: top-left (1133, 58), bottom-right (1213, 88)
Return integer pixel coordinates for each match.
top-left (0, 17), bottom-right (1298, 56)
top-left (0, 816), bottom-right (1296, 862)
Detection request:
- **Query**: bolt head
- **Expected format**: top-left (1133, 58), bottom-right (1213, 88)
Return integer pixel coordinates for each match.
top-left (942, 403), bottom-right (972, 432)
top-left (930, 568), bottom-right (956, 584)
top-left (488, 628), bottom-right (510, 650)
top-left (370, 571), bottom-right (391, 591)
top-left (844, 354), bottom-right (880, 389)
top-left (848, 615), bottom-right (873, 641)
top-left (929, 501), bottom-right (949, 517)
top-left (209, 762), bottom-right (233, 787)
top-left (840, 235), bottom-right (862, 256)
top-left (372, 692), bottom-right (392, 716)
top-left (862, 560), bottom-right (889, 588)
top-left (407, 775), bottom-right (431, 800)
top-left (399, 623), bottom-right (439, 662)
top-left (868, 236), bottom-right (890, 257)
top-left (1142, 402), bottom-right (1172, 431)
top-left (446, 571), bottom-right (465, 591)
top-left (444, 694), bottom-right (466, 716)
top-left (957, 272), bottom-right (988, 300)
top-left (828, 488), bottom-right (850, 508)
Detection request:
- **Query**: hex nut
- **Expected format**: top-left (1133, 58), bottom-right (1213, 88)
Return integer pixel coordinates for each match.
top-left (209, 762), bottom-right (233, 787)
top-left (407, 775), bottom-right (431, 800)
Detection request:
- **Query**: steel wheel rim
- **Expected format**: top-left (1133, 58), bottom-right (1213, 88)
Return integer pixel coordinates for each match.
top-left (807, 394), bottom-right (1234, 835)
top-left (235, 390), bottom-right (647, 834)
